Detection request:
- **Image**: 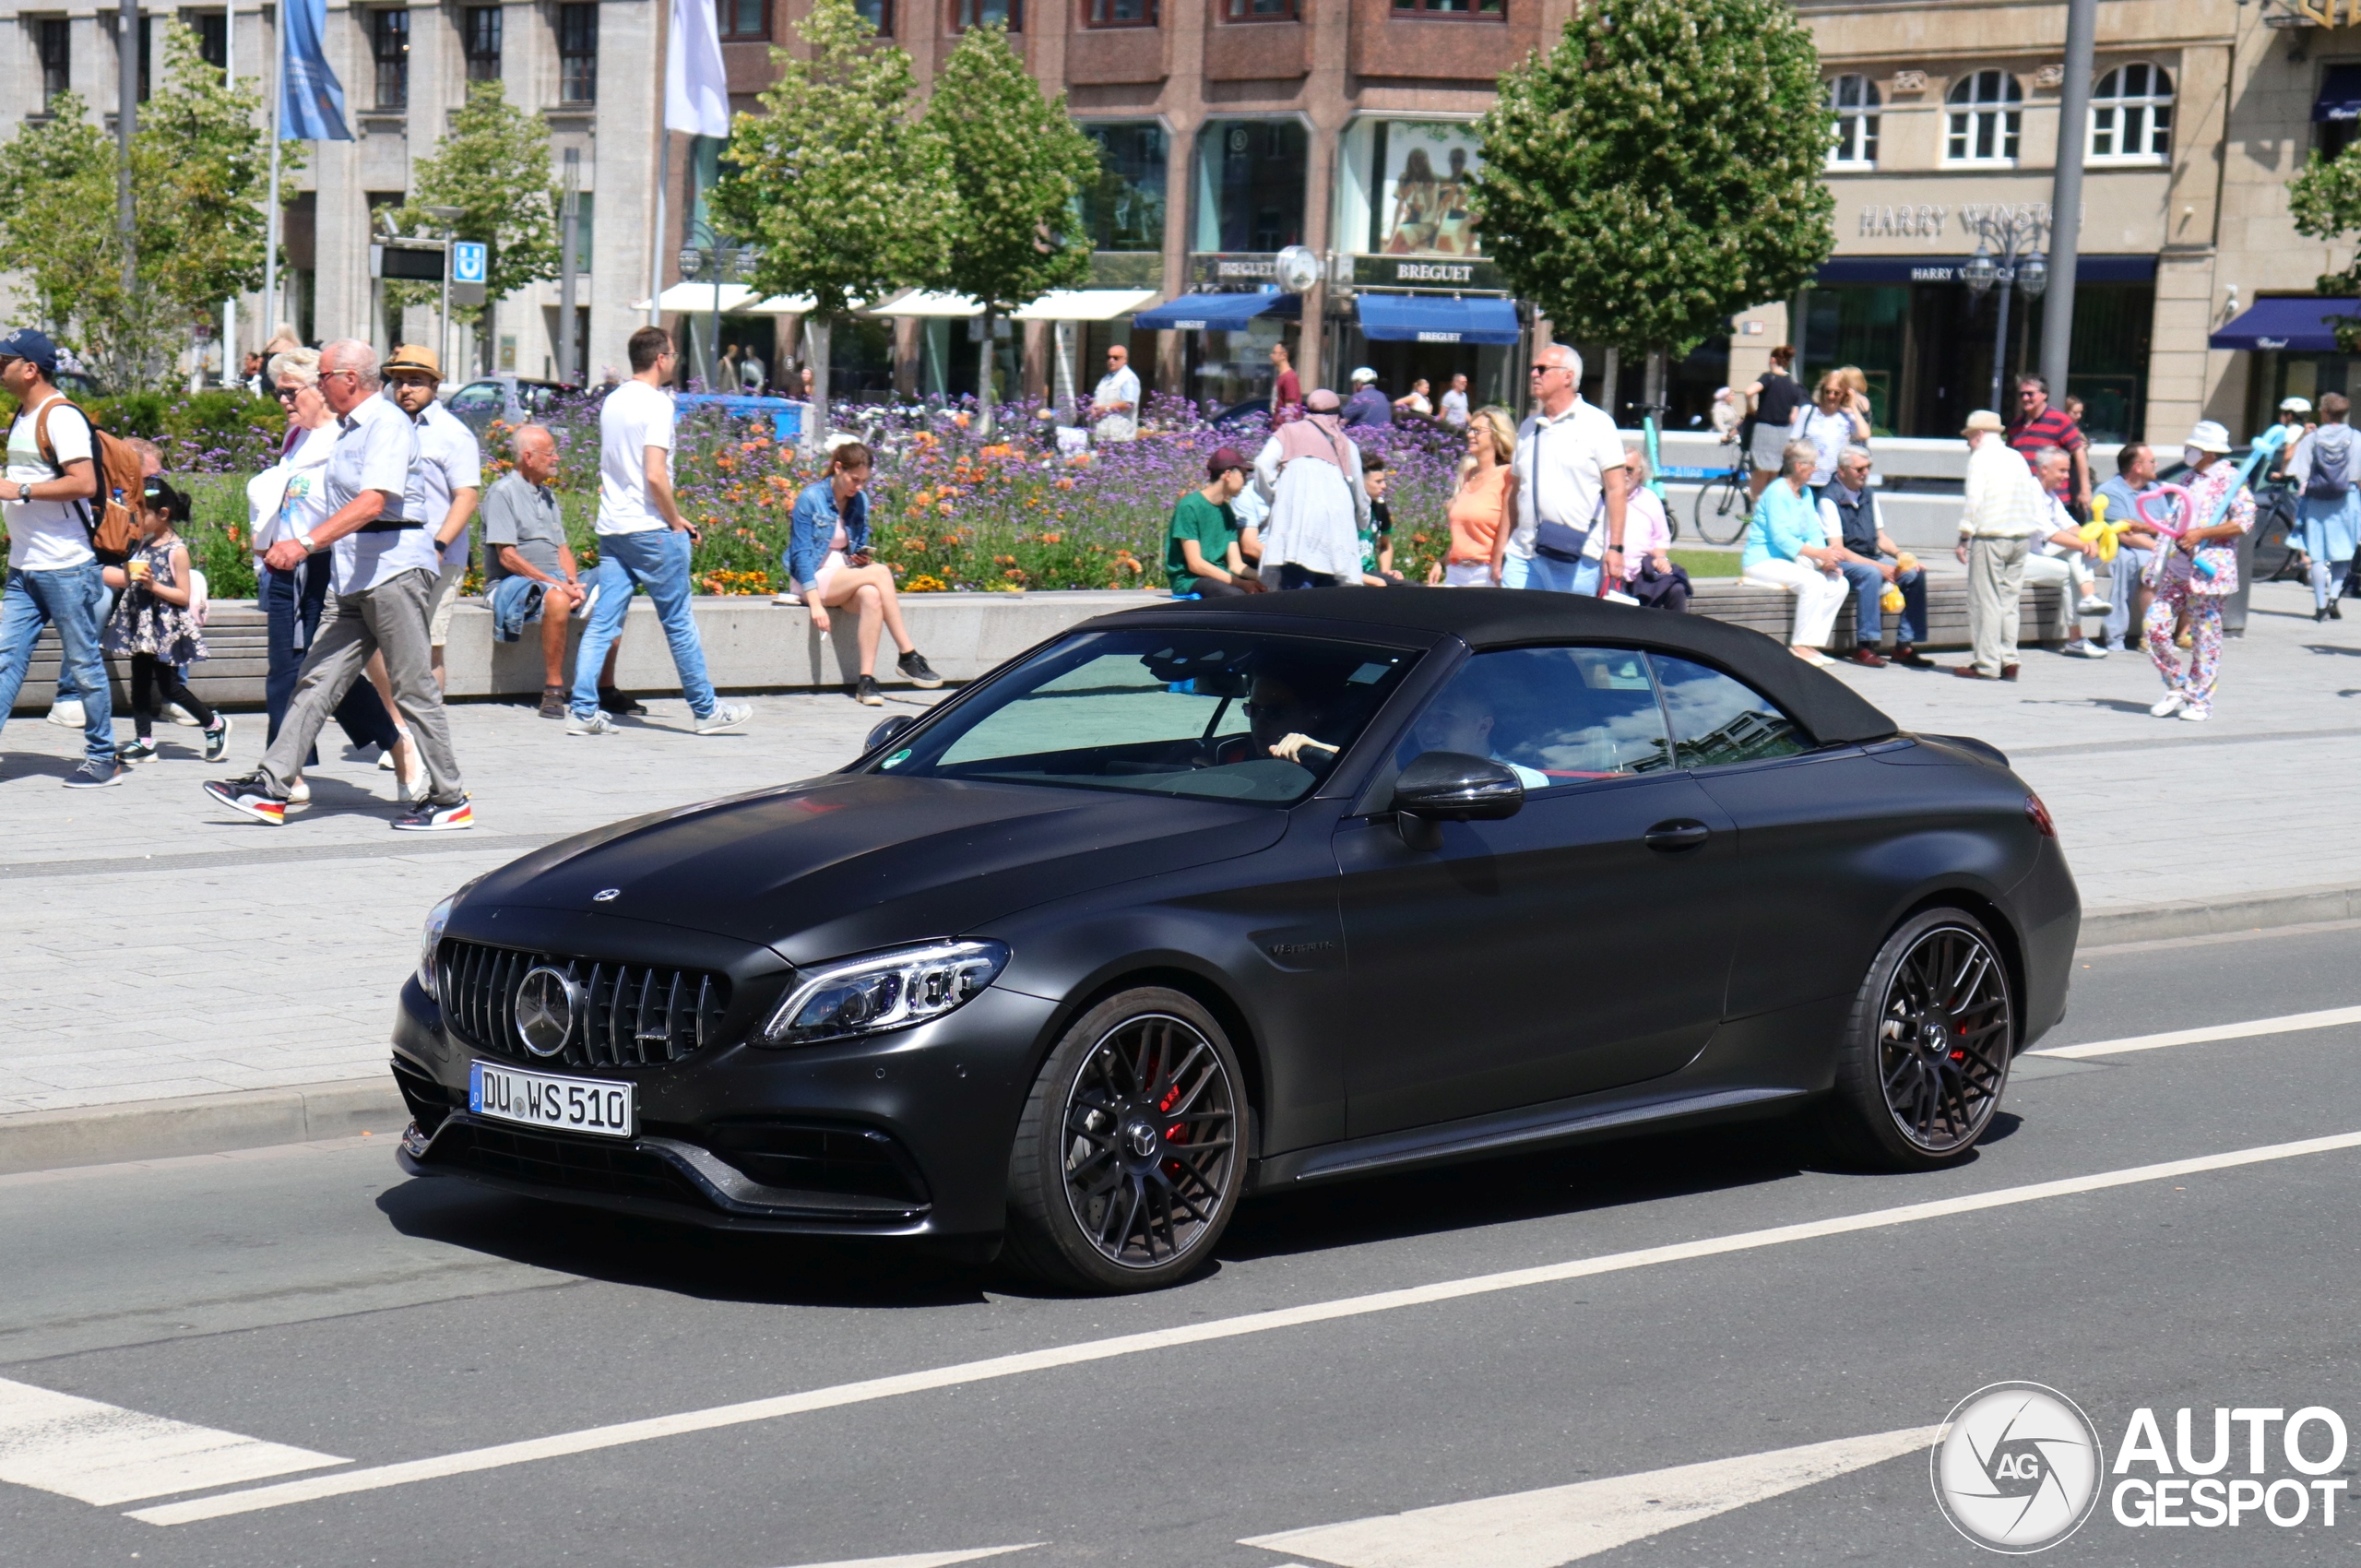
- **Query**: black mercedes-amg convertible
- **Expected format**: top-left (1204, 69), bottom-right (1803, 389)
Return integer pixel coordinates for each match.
top-left (390, 589), bottom-right (2079, 1292)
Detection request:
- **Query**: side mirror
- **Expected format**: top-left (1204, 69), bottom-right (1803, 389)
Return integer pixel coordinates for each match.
top-left (865, 714), bottom-right (916, 754)
top-left (1391, 750), bottom-right (1523, 849)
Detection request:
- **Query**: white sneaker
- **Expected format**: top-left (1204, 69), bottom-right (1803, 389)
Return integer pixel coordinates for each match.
top-left (2078, 595), bottom-right (2113, 615)
top-left (2059, 638), bottom-right (2108, 659)
top-left (695, 701), bottom-right (752, 735)
top-left (45, 699), bottom-right (84, 728)
top-left (566, 709), bottom-right (619, 736)
top-left (378, 749), bottom-right (398, 772)
top-left (2178, 705), bottom-right (2211, 723)
top-left (2150, 690), bottom-right (2188, 718)
top-left (288, 776), bottom-right (312, 805)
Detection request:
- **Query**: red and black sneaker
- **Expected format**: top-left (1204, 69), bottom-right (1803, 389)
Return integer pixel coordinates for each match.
top-left (202, 774), bottom-right (288, 826)
top-left (391, 798), bottom-right (474, 833)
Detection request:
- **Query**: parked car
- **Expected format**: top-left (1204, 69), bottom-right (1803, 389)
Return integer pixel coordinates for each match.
top-left (445, 375), bottom-right (579, 434)
top-left (390, 590), bottom-right (2079, 1292)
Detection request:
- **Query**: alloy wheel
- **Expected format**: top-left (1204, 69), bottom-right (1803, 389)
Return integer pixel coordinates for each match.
top-left (1876, 924), bottom-right (2011, 1153)
top-left (1060, 1012), bottom-right (1239, 1270)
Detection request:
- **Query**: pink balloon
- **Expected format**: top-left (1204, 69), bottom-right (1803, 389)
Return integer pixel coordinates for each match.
top-left (2134, 482), bottom-right (2193, 538)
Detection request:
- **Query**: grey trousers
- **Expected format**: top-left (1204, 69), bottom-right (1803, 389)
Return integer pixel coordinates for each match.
top-left (1966, 534), bottom-right (2031, 678)
top-left (259, 565), bottom-right (465, 805)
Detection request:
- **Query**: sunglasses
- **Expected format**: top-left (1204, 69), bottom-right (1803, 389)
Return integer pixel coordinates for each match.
top-left (1530, 363), bottom-right (1569, 375)
top-left (272, 385), bottom-right (302, 402)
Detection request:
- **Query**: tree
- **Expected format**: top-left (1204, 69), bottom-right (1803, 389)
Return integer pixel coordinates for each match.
top-left (0, 26), bottom-right (289, 388)
top-left (1469, 0), bottom-right (1833, 406)
top-left (393, 82), bottom-right (561, 370)
top-left (713, 0), bottom-right (944, 447)
top-left (918, 23), bottom-right (1099, 434)
top-left (2289, 149), bottom-right (2361, 350)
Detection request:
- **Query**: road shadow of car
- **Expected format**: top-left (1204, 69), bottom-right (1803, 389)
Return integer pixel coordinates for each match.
top-left (374, 1178), bottom-right (991, 1308)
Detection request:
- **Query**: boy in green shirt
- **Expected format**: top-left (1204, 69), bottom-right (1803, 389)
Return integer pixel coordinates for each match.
top-left (1167, 446), bottom-right (1264, 597)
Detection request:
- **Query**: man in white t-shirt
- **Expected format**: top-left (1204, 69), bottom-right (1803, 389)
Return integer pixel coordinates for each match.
top-left (566, 325), bottom-right (749, 737)
top-left (1508, 343), bottom-right (1627, 594)
top-left (0, 327), bottom-right (118, 787)
top-left (1439, 373), bottom-right (1471, 430)
top-left (383, 345), bottom-right (482, 691)
top-left (1091, 345), bottom-right (1141, 444)
top-left (207, 339), bottom-right (474, 831)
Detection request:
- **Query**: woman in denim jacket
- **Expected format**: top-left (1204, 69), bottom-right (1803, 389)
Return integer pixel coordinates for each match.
top-left (786, 441), bottom-right (941, 706)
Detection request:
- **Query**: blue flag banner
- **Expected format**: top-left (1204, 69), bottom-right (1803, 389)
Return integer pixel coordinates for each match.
top-left (279, 0), bottom-right (351, 141)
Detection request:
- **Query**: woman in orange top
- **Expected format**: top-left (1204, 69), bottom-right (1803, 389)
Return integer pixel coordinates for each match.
top-left (1439, 405), bottom-right (1519, 586)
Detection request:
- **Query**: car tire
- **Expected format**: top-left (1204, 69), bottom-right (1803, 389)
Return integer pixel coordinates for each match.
top-left (1004, 987), bottom-right (1247, 1293)
top-left (1821, 908), bottom-right (2015, 1172)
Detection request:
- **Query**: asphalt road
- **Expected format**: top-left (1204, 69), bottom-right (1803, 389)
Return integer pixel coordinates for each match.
top-left (7, 921), bottom-right (2361, 1567)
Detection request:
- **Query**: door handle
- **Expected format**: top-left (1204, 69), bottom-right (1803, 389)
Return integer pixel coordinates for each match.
top-left (1643, 819), bottom-right (1712, 852)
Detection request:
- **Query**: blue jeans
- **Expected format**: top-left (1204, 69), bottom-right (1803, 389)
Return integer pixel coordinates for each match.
top-left (572, 529), bottom-right (715, 720)
top-left (0, 562), bottom-right (115, 763)
top-left (1503, 552), bottom-right (1601, 594)
top-left (260, 559), bottom-right (400, 764)
top-left (1838, 558), bottom-right (1927, 646)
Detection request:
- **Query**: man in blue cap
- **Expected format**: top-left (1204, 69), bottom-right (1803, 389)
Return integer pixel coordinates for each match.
top-left (0, 327), bottom-right (119, 787)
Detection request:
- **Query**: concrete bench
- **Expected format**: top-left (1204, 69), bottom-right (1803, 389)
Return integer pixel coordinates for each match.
top-left (6, 579), bottom-right (2078, 715)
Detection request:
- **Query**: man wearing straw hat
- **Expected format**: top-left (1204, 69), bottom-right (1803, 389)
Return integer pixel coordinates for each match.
top-left (1954, 409), bottom-right (2047, 682)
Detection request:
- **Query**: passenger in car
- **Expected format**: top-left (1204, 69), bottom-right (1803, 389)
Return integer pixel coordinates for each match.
top-left (1407, 678), bottom-right (1549, 789)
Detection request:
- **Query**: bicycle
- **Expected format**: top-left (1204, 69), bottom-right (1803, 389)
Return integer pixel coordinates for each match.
top-left (1654, 445), bottom-right (1750, 545)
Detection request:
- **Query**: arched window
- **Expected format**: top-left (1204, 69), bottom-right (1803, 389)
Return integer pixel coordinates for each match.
top-left (1827, 75), bottom-right (1880, 169)
top-left (2089, 63), bottom-right (2173, 161)
top-left (1944, 70), bottom-right (2023, 164)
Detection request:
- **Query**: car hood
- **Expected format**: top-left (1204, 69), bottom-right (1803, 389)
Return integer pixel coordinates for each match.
top-left (465, 774), bottom-right (1287, 962)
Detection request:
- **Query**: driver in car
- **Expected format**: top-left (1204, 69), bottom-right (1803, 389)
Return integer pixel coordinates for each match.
top-left (1409, 682), bottom-right (1549, 788)
top-left (1246, 660), bottom-right (1352, 770)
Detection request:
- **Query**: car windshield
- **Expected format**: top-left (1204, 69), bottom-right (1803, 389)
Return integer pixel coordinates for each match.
top-left (872, 628), bottom-right (1422, 804)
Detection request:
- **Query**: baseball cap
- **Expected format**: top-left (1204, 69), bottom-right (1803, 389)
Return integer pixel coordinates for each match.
top-left (0, 327), bottom-right (60, 376)
top-left (383, 343), bottom-right (444, 380)
top-left (1206, 445), bottom-right (1249, 479)
top-left (1350, 366), bottom-right (1378, 384)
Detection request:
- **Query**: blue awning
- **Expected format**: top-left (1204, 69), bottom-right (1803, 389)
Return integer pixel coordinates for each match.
top-left (1816, 254), bottom-right (2156, 285)
top-left (1354, 293), bottom-right (1522, 346)
top-left (1132, 291), bottom-right (1299, 331)
top-left (2210, 297), bottom-right (2361, 352)
top-left (2319, 65), bottom-right (2361, 122)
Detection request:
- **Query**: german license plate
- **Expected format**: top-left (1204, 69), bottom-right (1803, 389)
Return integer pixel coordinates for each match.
top-left (469, 1060), bottom-right (635, 1140)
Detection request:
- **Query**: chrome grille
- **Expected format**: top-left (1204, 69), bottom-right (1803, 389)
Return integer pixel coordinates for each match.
top-left (437, 940), bottom-right (730, 1067)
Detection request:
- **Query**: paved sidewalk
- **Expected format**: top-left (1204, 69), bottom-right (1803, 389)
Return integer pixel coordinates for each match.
top-left (1, 577), bottom-right (2353, 1121)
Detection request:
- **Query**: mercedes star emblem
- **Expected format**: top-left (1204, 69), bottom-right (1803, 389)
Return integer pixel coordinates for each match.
top-left (593, 888), bottom-right (621, 903)
top-left (514, 965), bottom-right (585, 1057)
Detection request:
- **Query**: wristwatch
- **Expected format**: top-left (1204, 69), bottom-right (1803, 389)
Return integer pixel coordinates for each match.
top-left (295, 530), bottom-right (318, 553)
top-left (15, 481), bottom-right (29, 502)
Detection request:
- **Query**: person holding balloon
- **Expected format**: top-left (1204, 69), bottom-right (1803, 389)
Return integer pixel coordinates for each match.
top-left (2143, 422), bottom-right (2257, 723)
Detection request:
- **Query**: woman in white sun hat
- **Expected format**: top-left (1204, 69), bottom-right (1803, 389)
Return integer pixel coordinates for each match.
top-left (2144, 420), bottom-right (2254, 723)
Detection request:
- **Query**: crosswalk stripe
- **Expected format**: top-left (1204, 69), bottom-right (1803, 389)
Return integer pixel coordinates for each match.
top-left (2031, 1004), bottom-right (2361, 1060)
top-left (120, 1127), bottom-right (2361, 1527)
top-left (0, 1376), bottom-right (347, 1506)
top-left (772, 1547), bottom-right (1041, 1568)
top-left (1239, 1426), bottom-right (1942, 1567)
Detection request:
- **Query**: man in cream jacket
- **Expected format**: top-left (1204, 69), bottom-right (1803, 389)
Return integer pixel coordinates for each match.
top-left (1955, 409), bottom-right (2047, 681)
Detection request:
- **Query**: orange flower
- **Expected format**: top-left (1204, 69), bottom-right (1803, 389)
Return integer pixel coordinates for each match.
top-left (993, 554), bottom-right (1017, 567)
top-left (1038, 532), bottom-right (1062, 544)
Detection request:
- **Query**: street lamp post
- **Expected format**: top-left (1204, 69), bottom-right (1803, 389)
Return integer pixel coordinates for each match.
top-left (677, 242), bottom-right (754, 391)
top-left (1961, 208), bottom-right (2050, 413)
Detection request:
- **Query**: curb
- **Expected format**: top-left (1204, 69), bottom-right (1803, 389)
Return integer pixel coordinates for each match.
top-left (2077, 882), bottom-right (2361, 947)
top-left (0, 1078), bottom-right (409, 1177)
top-left (5, 883), bottom-right (2355, 1177)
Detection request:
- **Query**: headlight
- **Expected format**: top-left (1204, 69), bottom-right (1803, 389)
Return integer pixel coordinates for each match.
top-left (419, 894), bottom-right (457, 1001)
top-left (759, 940), bottom-right (1009, 1048)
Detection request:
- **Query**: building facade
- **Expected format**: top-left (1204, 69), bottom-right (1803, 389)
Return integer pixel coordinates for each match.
top-left (0, 0), bottom-right (656, 384)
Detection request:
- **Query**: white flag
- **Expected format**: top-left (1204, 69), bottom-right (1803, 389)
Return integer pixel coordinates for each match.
top-left (665, 0), bottom-right (730, 137)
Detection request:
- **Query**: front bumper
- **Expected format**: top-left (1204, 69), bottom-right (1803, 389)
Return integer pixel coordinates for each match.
top-left (391, 973), bottom-right (1061, 1241)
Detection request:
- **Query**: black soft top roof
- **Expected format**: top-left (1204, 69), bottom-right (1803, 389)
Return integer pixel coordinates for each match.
top-left (1105, 587), bottom-right (1900, 747)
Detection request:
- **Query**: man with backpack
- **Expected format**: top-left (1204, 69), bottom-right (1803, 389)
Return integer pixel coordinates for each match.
top-left (0, 327), bottom-right (125, 788)
top-left (2291, 391), bottom-right (2361, 623)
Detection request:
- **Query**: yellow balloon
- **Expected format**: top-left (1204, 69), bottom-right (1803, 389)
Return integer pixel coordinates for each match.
top-left (2079, 511), bottom-right (2130, 563)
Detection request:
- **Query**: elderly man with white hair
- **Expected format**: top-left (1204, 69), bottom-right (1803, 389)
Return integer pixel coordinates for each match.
top-left (206, 339), bottom-right (471, 831)
top-left (1953, 409), bottom-right (2048, 682)
top-left (1506, 342), bottom-right (1627, 593)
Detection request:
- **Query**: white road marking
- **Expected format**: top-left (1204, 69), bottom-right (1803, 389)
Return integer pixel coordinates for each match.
top-left (0, 1376), bottom-right (347, 1506)
top-left (771, 1547), bottom-right (1040, 1568)
top-left (125, 1127), bottom-right (2361, 1526)
top-left (2031, 1004), bottom-right (2361, 1060)
top-left (1240, 1425), bottom-right (1943, 1567)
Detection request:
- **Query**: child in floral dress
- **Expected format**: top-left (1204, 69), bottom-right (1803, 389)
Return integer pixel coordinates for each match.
top-left (2144, 422), bottom-right (2254, 724)
top-left (103, 477), bottom-right (231, 761)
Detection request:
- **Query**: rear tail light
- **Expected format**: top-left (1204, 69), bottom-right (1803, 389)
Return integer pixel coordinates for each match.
top-left (2024, 793), bottom-right (2057, 838)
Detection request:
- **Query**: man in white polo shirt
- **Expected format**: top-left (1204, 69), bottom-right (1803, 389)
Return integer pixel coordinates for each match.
top-left (566, 325), bottom-right (749, 736)
top-left (381, 344), bottom-right (482, 692)
top-left (1508, 342), bottom-right (1627, 594)
top-left (206, 339), bottom-right (472, 830)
